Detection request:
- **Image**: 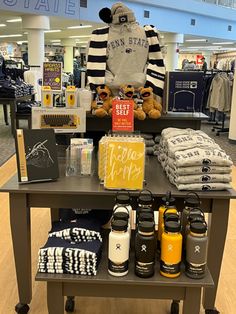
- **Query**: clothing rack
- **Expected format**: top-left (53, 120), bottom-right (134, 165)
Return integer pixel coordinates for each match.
top-left (212, 112), bottom-right (229, 136)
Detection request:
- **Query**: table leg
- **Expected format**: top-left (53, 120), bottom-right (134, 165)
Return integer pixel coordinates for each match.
top-left (9, 193), bottom-right (32, 305)
top-left (47, 282), bottom-right (64, 314)
top-left (203, 199), bottom-right (230, 310)
top-left (10, 100), bottom-right (16, 136)
top-left (50, 208), bottom-right (59, 224)
top-left (3, 104), bottom-right (9, 125)
top-left (183, 287), bottom-right (201, 314)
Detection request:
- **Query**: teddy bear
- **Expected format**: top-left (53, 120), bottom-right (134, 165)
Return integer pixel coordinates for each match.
top-left (138, 86), bottom-right (162, 119)
top-left (91, 85), bottom-right (113, 117)
top-left (116, 84), bottom-right (146, 120)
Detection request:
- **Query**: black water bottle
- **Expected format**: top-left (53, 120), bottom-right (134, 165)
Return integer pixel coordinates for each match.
top-left (135, 221), bottom-right (155, 278)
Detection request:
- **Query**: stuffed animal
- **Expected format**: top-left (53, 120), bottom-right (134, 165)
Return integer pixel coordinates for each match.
top-left (91, 85), bottom-right (113, 117)
top-left (117, 84), bottom-right (146, 120)
top-left (139, 86), bottom-right (162, 119)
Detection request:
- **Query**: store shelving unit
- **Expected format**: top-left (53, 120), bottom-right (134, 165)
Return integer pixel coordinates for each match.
top-left (1, 158), bottom-right (235, 314)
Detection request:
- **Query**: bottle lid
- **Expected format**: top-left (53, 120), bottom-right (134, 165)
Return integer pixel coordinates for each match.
top-left (139, 207), bottom-right (153, 215)
top-left (161, 191), bottom-right (175, 206)
top-left (113, 211), bottom-right (129, 221)
top-left (116, 193), bottom-right (130, 205)
top-left (185, 192), bottom-right (200, 207)
top-left (138, 221), bottom-right (154, 233)
top-left (139, 212), bottom-right (154, 222)
top-left (138, 194), bottom-right (153, 206)
top-left (111, 219), bottom-right (128, 231)
top-left (165, 221), bottom-right (181, 233)
top-left (188, 213), bottom-right (205, 223)
top-left (164, 213), bottom-right (179, 223)
top-left (190, 222), bottom-right (207, 234)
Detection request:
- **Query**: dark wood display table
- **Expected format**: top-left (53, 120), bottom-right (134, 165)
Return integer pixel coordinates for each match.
top-left (1, 157), bottom-right (235, 314)
top-left (86, 112), bottom-right (208, 133)
top-left (0, 94), bottom-right (35, 136)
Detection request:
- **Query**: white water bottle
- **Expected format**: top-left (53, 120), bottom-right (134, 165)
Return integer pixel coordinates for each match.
top-left (108, 220), bottom-right (130, 277)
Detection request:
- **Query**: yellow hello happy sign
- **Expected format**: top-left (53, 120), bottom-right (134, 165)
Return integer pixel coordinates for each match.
top-left (104, 139), bottom-right (145, 190)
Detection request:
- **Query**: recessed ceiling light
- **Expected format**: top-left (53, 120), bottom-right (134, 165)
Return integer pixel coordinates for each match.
top-left (44, 30), bottom-right (61, 33)
top-left (212, 42), bottom-right (234, 45)
top-left (80, 45), bottom-right (87, 48)
top-left (69, 35), bottom-right (91, 38)
top-left (50, 39), bottom-right (61, 42)
top-left (0, 34), bottom-right (22, 38)
top-left (0, 24), bottom-right (6, 27)
top-left (185, 39), bottom-right (207, 42)
top-left (6, 18), bottom-right (22, 23)
top-left (67, 25), bottom-right (92, 29)
top-left (23, 32), bottom-right (28, 35)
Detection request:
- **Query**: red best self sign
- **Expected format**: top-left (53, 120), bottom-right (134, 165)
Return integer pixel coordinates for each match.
top-left (112, 99), bottom-right (134, 132)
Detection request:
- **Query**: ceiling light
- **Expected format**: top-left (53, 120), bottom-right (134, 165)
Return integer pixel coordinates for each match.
top-left (23, 32), bottom-right (28, 35)
top-left (69, 35), bottom-right (91, 38)
top-left (44, 30), bottom-right (61, 33)
top-left (67, 24), bottom-right (92, 29)
top-left (52, 43), bottom-right (61, 46)
top-left (50, 39), bottom-right (61, 42)
top-left (212, 42), bottom-right (234, 45)
top-left (80, 45), bottom-right (87, 48)
top-left (185, 39), bottom-right (207, 42)
top-left (0, 24), bottom-right (6, 27)
top-left (0, 34), bottom-right (22, 38)
top-left (6, 18), bottom-right (22, 23)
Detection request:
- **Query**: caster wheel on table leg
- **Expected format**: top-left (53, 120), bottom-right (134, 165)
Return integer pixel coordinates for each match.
top-left (65, 296), bottom-right (75, 312)
top-left (205, 309), bottom-right (220, 314)
top-left (212, 128), bottom-right (215, 132)
top-left (170, 300), bottom-right (179, 314)
top-left (15, 303), bottom-right (30, 314)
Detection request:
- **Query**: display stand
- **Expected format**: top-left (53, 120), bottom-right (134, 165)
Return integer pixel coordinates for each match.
top-left (1, 158), bottom-right (235, 314)
top-left (0, 94), bottom-right (35, 136)
top-left (86, 112), bottom-right (208, 133)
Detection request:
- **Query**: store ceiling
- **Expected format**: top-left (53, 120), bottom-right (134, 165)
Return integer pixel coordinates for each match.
top-left (0, 11), bottom-right (235, 52)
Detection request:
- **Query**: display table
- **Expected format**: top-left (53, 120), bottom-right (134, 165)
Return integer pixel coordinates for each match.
top-left (1, 157), bottom-right (235, 314)
top-left (86, 112), bottom-right (209, 133)
top-left (0, 94), bottom-right (35, 136)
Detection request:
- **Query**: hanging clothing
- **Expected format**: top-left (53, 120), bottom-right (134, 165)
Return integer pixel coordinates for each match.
top-left (207, 72), bottom-right (232, 112)
top-left (24, 69), bottom-right (42, 101)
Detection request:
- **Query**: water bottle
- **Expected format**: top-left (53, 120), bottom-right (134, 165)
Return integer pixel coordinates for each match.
top-left (108, 220), bottom-right (130, 277)
top-left (160, 221), bottom-right (182, 278)
top-left (135, 221), bottom-right (156, 278)
top-left (185, 221), bottom-right (208, 279)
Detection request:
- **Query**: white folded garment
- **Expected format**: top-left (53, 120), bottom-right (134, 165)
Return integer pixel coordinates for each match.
top-left (174, 147), bottom-right (233, 167)
top-left (175, 182), bottom-right (231, 191)
top-left (166, 134), bottom-right (220, 157)
top-left (169, 164), bottom-right (232, 175)
top-left (174, 173), bottom-right (231, 184)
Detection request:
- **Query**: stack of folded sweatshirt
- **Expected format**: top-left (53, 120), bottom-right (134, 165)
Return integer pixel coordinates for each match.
top-left (158, 128), bottom-right (233, 191)
top-left (141, 133), bottom-right (158, 156)
top-left (38, 218), bottom-right (103, 276)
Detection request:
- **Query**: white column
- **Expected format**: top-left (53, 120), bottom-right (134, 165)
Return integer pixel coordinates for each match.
top-left (229, 69), bottom-right (236, 143)
top-left (61, 39), bottom-right (76, 73)
top-left (22, 15), bottom-right (50, 67)
top-left (164, 33), bottom-right (184, 71)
